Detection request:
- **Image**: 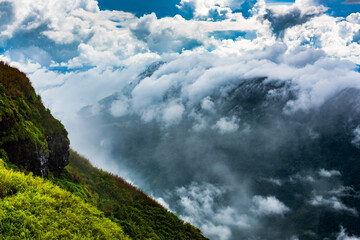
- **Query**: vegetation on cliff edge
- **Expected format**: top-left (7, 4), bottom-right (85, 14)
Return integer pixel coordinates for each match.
top-left (0, 159), bottom-right (129, 240)
top-left (51, 150), bottom-right (208, 240)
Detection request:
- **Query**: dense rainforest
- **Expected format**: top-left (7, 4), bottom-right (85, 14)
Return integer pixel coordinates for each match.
top-left (0, 61), bottom-right (207, 240)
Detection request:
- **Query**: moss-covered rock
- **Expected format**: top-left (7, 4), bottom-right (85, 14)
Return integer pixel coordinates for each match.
top-left (0, 61), bottom-right (69, 177)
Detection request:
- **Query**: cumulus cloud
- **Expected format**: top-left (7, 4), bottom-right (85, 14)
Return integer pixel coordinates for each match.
top-left (310, 195), bottom-right (358, 215)
top-left (201, 223), bottom-right (232, 240)
top-left (0, 0), bottom-right (155, 69)
top-left (351, 126), bottom-right (360, 148)
top-left (130, 13), bottom-right (204, 53)
top-left (110, 98), bottom-right (130, 117)
top-left (201, 96), bottom-right (215, 112)
top-left (177, 0), bottom-right (235, 20)
top-left (319, 169), bottom-right (342, 178)
top-left (213, 116), bottom-right (240, 134)
top-left (154, 197), bottom-right (170, 210)
top-left (289, 173), bottom-right (315, 183)
top-left (251, 196), bottom-right (290, 215)
top-left (283, 14), bottom-right (360, 64)
top-left (329, 186), bottom-right (360, 198)
top-left (0, 0), bottom-right (98, 40)
top-left (337, 227), bottom-right (360, 240)
top-left (162, 101), bottom-right (185, 124)
top-left (347, 13), bottom-right (360, 24)
top-left (172, 183), bottom-right (252, 240)
top-left (263, 177), bottom-right (283, 186)
top-left (264, 0), bottom-right (327, 36)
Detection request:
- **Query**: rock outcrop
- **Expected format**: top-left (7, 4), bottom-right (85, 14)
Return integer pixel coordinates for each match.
top-left (0, 62), bottom-right (69, 176)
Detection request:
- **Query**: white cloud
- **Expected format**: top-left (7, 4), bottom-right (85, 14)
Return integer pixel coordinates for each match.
top-left (251, 195), bottom-right (290, 215)
top-left (190, 110), bottom-right (208, 132)
top-left (319, 169), bottom-right (341, 178)
top-left (347, 13), bottom-right (360, 24)
top-left (264, 178), bottom-right (283, 186)
top-left (214, 207), bottom-right (251, 228)
top-left (213, 116), bottom-right (240, 134)
top-left (0, 0), bottom-right (99, 39)
top-left (310, 195), bottom-right (358, 215)
top-left (162, 101), bottom-right (185, 124)
top-left (155, 197), bottom-right (170, 210)
top-left (329, 186), bottom-right (358, 197)
top-left (337, 226), bottom-right (360, 240)
top-left (289, 173), bottom-right (315, 183)
top-left (289, 236), bottom-right (300, 240)
top-left (201, 223), bottom-right (232, 240)
top-left (201, 96), bottom-right (215, 112)
top-left (284, 14), bottom-right (360, 64)
top-left (351, 126), bottom-right (360, 148)
top-left (174, 182), bottom-right (251, 240)
top-left (177, 0), bottom-right (235, 20)
top-left (110, 98), bottom-right (129, 117)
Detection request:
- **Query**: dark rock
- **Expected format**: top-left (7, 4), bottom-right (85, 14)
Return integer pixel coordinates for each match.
top-left (0, 61), bottom-right (70, 177)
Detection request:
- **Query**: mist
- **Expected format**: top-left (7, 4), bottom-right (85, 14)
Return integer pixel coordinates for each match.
top-left (72, 54), bottom-right (360, 239)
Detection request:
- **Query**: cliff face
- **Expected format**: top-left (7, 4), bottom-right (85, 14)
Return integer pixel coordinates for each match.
top-left (0, 62), bottom-right (69, 176)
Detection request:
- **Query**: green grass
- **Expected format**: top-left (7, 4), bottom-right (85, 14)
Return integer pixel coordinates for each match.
top-left (0, 159), bottom-right (130, 240)
top-left (53, 150), bottom-right (208, 240)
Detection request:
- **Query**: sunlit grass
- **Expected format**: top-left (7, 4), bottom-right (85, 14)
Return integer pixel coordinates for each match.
top-left (0, 159), bottom-right (130, 240)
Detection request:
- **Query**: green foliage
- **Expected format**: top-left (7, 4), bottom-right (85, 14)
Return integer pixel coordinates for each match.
top-left (0, 161), bottom-right (130, 240)
top-left (0, 61), bottom-right (69, 176)
top-left (48, 171), bottom-right (96, 205)
top-left (0, 83), bottom-right (46, 147)
top-left (55, 150), bottom-right (208, 240)
top-left (0, 61), bottom-right (62, 144)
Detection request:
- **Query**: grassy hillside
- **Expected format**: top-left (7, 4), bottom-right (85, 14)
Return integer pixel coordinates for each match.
top-left (0, 159), bottom-right (129, 240)
top-left (52, 150), bottom-right (207, 240)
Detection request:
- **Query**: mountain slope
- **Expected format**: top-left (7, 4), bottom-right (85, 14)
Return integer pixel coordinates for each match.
top-left (0, 61), bottom-right (207, 239)
top-left (52, 150), bottom-right (207, 240)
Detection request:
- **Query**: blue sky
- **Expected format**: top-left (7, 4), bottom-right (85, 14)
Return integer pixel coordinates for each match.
top-left (97, 0), bottom-right (360, 18)
top-left (319, 0), bottom-right (360, 17)
top-left (98, 0), bottom-right (180, 18)
top-left (97, 0), bottom-right (258, 18)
